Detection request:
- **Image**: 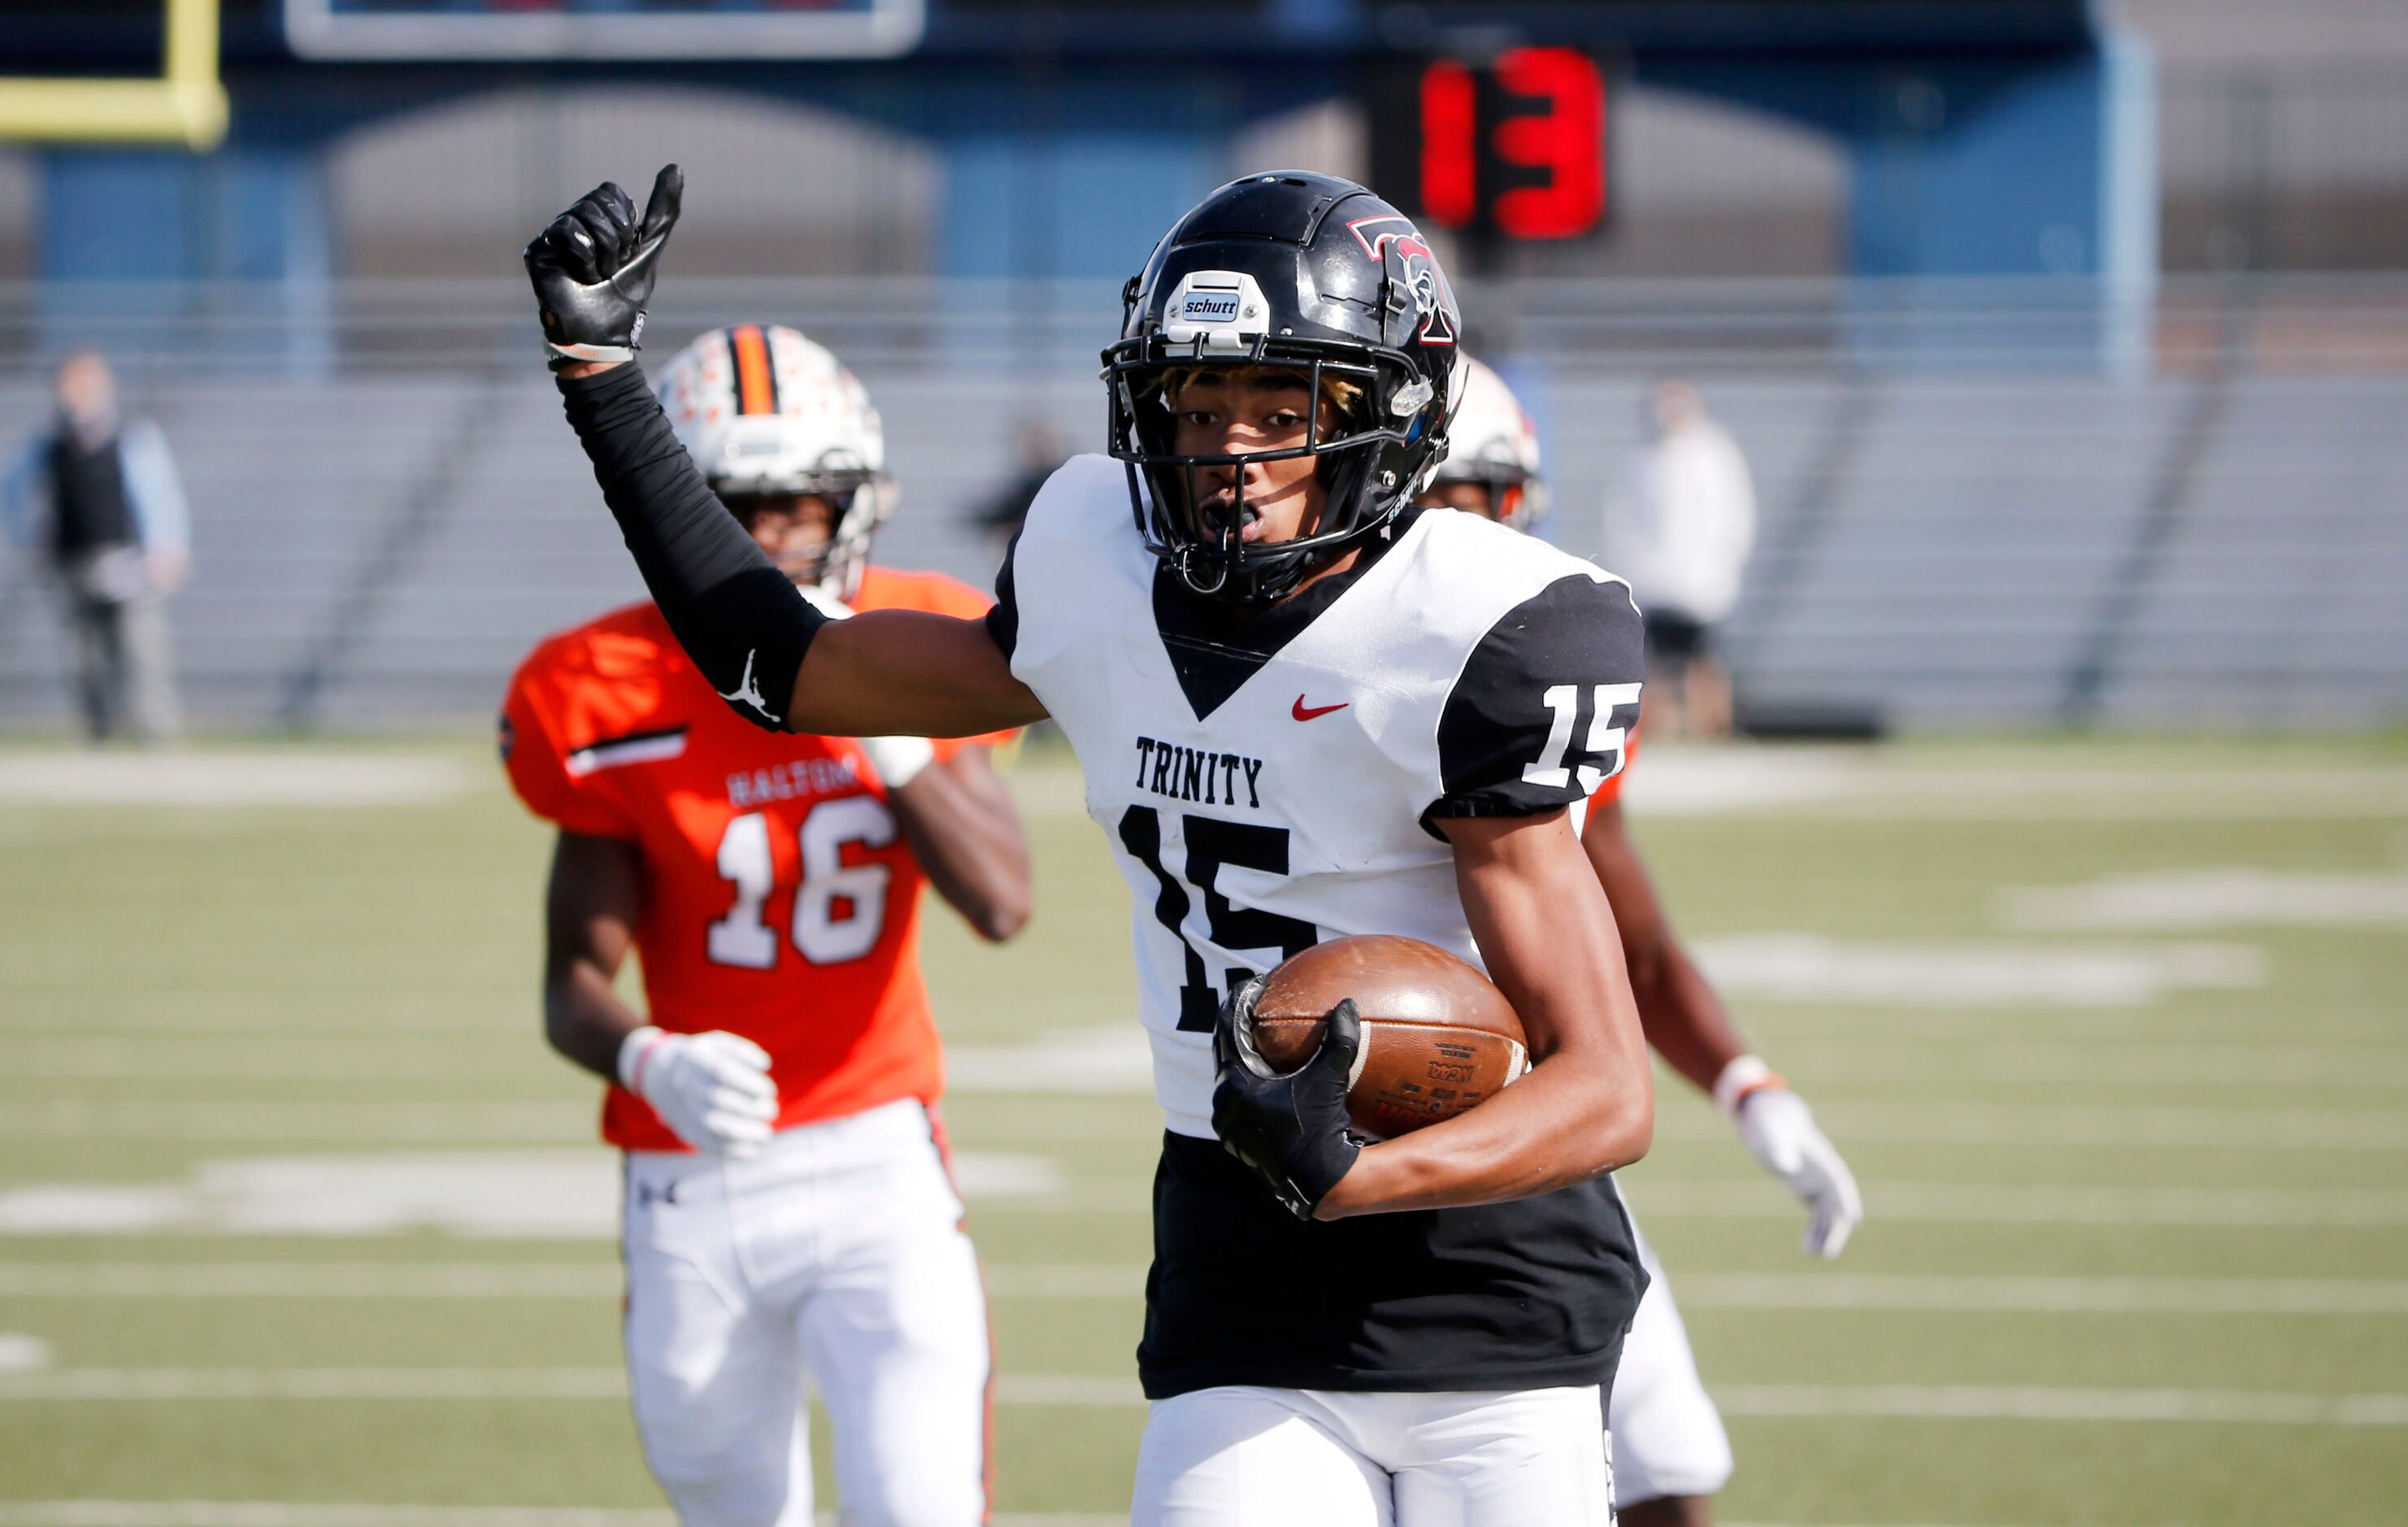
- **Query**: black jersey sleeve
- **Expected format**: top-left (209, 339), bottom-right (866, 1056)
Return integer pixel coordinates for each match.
top-left (1428, 573), bottom-right (1645, 825)
top-left (984, 524), bottom-right (1024, 660)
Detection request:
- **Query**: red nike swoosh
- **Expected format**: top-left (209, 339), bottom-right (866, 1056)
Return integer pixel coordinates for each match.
top-left (1293, 696), bottom-right (1350, 721)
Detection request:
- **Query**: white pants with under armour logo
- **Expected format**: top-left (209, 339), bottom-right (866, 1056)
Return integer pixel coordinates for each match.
top-left (620, 1098), bottom-right (989, 1527)
top-left (1131, 1383), bottom-right (1616, 1525)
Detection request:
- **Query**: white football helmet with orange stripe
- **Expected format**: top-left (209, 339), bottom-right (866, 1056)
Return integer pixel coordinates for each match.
top-left (1430, 356), bottom-right (1548, 532)
top-left (655, 323), bottom-right (892, 599)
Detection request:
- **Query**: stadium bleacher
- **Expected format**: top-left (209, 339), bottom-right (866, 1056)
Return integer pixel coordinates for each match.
top-left (2, 278), bottom-right (2402, 731)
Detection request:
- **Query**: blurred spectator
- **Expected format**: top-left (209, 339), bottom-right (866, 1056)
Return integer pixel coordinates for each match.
top-left (1606, 380), bottom-right (1756, 741)
top-left (2, 352), bottom-right (190, 744)
top-left (968, 418), bottom-right (1067, 546)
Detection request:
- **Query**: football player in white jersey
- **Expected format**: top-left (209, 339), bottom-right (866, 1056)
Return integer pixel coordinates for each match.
top-left (1420, 357), bottom-right (1864, 1527)
top-left (527, 167), bottom-right (1658, 1525)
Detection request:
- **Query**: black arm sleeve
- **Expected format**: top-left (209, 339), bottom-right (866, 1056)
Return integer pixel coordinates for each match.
top-left (1428, 574), bottom-right (1646, 825)
top-left (556, 364), bottom-right (823, 732)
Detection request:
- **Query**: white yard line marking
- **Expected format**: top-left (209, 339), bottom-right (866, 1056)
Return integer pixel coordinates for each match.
top-left (1777, 791), bottom-right (2408, 821)
top-left (1608, 751), bottom-right (2408, 821)
top-left (0, 1509), bottom-right (676, 1527)
top-left (1628, 1179), bottom-right (2408, 1227)
top-left (0, 1263), bottom-right (1148, 1300)
top-left (1675, 1274), bottom-right (2408, 1315)
top-left (0, 1507), bottom-right (1132, 1527)
top-left (1717, 765), bottom-right (2408, 820)
top-left (0, 1512), bottom-right (2012, 1527)
top-left (6, 1042), bottom-right (533, 1082)
top-left (1693, 935), bottom-right (2264, 1009)
top-left (0, 1151), bottom-right (1062, 1238)
top-left (981, 1264), bottom-right (1149, 1299)
top-left (1728, 1101), bottom-right (2408, 1151)
top-left (994, 1374), bottom-right (1146, 1407)
top-left (0, 1368), bottom-right (634, 1400)
top-left (946, 1024), bottom-right (1155, 1094)
top-left (0, 1264), bottom-right (626, 1299)
top-left (3, 1370), bottom-right (2400, 1425)
top-left (0, 1368), bottom-right (1145, 1407)
top-left (0, 1103), bottom-right (593, 1144)
top-left (5, 1264), bottom-right (2401, 1316)
top-left (0, 1016), bottom-right (515, 1036)
top-left (2002, 868), bottom-right (2408, 932)
top-left (0, 753), bottom-right (471, 807)
top-left (0, 1334), bottom-right (51, 1371)
top-left (1755, 1039), bottom-right (2408, 1090)
top-left (1714, 1384), bottom-right (2408, 1425)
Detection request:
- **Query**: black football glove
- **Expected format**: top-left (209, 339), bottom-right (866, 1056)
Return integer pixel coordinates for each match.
top-left (1211, 977), bottom-right (1364, 1221)
top-left (524, 163), bottom-right (683, 369)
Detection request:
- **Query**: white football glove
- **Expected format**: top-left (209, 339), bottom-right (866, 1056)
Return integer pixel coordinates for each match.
top-left (617, 1027), bottom-right (779, 1158)
top-left (795, 587), bottom-right (935, 788)
top-left (1717, 1056), bottom-right (1863, 1259)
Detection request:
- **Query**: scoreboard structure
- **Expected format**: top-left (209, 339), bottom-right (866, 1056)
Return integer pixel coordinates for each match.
top-left (284, 0), bottom-right (924, 60)
top-left (1365, 47), bottom-right (1613, 246)
top-left (11, 0), bottom-right (2141, 311)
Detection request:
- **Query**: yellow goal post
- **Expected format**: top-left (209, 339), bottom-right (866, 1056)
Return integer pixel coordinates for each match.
top-left (0, 0), bottom-right (228, 150)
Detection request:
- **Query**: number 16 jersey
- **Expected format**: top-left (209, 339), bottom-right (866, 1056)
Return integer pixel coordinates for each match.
top-left (989, 455), bottom-right (1652, 1399)
top-left (502, 566), bottom-right (1004, 1153)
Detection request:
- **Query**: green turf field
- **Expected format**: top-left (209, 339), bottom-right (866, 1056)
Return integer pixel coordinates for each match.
top-left (0, 733), bottom-right (2404, 1526)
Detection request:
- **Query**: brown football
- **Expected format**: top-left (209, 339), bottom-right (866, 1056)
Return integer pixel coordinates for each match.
top-left (1250, 934), bottom-right (1529, 1141)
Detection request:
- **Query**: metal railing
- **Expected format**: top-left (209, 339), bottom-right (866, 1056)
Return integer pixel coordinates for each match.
top-left (9, 272), bottom-right (2408, 377)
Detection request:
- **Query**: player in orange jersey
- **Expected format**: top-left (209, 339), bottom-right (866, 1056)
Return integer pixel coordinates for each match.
top-left (1420, 358), bottom-right (1862, 1527)
top-left (503, 324), bottom-right (1029, 1527)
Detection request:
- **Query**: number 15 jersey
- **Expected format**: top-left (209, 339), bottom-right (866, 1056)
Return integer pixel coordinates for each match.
top-left (989, 455), bottom-right (1651, 1400)
top-left (993, 455), bottom-right (1646, 1138)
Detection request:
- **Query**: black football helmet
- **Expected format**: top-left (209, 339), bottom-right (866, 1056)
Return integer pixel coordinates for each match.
top-left (1104, 172), bottom-right (1466, 605)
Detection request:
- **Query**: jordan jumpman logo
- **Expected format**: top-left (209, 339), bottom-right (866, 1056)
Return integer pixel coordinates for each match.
top-left (719, 650), bottom-right (781, 724)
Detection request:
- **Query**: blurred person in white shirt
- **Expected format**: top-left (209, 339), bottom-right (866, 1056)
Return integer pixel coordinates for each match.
top-left (1605, 381), bottom-right (1754, 740)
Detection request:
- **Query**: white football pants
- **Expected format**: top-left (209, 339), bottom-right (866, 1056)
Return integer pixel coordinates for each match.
top-left (620, 1098), bottom-right (990, 1527)
top-left (1131, 1383), bottom-right (1615, 1527)
top-left (1608, 1217), bottom-right (1734, 1506)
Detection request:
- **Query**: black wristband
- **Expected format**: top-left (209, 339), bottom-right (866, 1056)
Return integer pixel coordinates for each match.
top-left (557, 364), bottom-right (823, 730)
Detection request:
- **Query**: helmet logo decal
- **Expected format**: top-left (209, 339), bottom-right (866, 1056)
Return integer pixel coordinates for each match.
top-left (1163, 270), bottom-right (1274, 350)
top-left (1344, 215), bottom-right (1458, 346)
top-left (1180, 289), bottom-right (1241, 323)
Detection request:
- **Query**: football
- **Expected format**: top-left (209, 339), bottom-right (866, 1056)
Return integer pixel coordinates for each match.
top-left (1249, 934), bottom-right (1529, 1140)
